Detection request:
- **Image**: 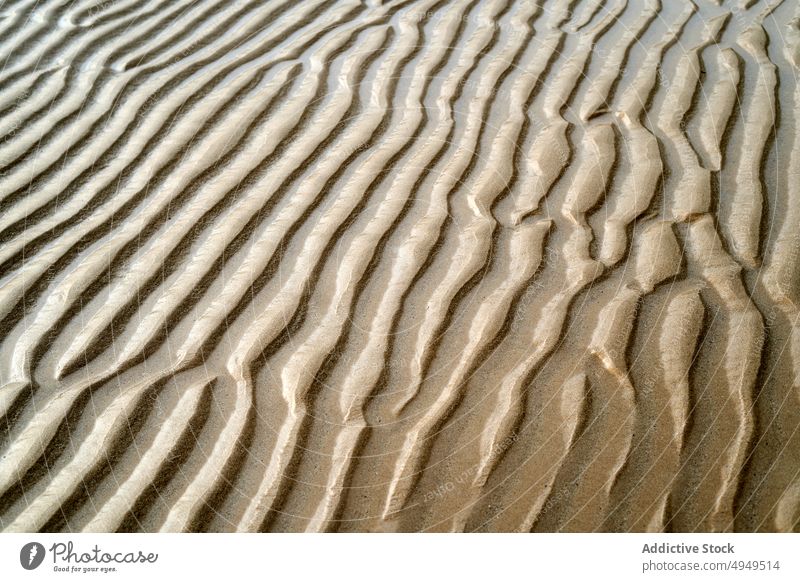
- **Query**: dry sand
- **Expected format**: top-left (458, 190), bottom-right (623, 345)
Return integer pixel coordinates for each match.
top-left (0, 0), bottom-right (799, 532)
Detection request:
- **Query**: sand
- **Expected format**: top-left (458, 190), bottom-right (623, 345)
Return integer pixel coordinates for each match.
top-left (0, 0), bottom-right (799, 532)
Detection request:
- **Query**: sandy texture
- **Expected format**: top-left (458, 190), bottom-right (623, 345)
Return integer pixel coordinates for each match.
top-left (0, 0), bottom-right (799, 532)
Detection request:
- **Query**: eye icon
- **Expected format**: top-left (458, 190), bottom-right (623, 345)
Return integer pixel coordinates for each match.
top-left (20, 542), bottom-right (46, 570)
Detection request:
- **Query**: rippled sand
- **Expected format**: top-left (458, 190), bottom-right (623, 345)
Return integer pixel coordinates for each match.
top-left (0, 0), bottom-right (799, 532)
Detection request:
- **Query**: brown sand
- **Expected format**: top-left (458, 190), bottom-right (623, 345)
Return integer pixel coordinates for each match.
top-left (0, 0), bottom-right (799, 532)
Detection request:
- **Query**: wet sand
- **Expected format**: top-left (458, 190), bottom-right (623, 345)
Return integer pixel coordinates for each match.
top-left (0, 0), bottom-right (799, 532)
